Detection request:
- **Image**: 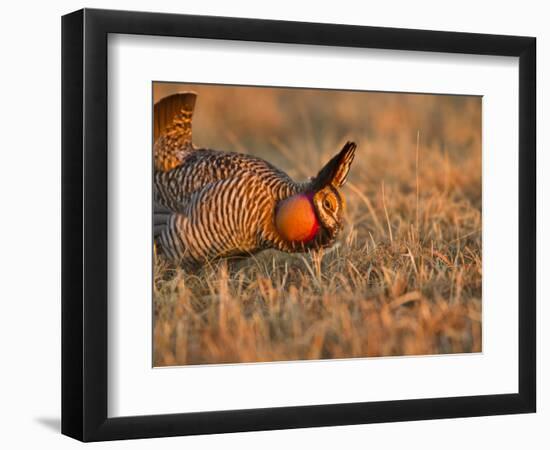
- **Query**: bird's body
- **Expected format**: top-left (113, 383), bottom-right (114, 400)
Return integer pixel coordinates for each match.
top-left (153, 92), bottom-right (356, 267)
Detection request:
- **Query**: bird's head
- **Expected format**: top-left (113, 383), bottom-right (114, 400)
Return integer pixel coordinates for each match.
top-left (275, 141), bottom-right (356, 249)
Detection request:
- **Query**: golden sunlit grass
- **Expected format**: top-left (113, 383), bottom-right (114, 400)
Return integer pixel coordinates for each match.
top-left (153, 84), bottom-right (482, 366)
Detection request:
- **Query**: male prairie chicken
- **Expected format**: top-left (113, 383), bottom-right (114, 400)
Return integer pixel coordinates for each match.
top-left (153, 92), bottom-right (356, 267)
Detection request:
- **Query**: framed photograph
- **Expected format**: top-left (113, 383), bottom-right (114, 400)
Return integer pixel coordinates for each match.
top-left (62, 8), bottom-right (536, 441)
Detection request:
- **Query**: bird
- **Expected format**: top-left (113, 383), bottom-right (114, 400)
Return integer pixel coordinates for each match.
top-left (153, 91), bottom-right (356, 268)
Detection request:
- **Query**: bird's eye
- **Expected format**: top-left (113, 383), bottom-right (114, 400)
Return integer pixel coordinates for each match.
top-left (323, 198), bottom-right (333, 210)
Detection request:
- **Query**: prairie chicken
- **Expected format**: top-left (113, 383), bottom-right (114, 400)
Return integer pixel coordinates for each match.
top-left (153, 92), bottom-right (356, 267)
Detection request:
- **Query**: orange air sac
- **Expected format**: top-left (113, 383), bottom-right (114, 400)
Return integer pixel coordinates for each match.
top-left (275, 194), bottom-right (319, 243)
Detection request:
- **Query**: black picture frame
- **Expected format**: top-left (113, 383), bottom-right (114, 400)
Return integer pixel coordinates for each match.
top-left (61, 8), bottom-right (536, 442)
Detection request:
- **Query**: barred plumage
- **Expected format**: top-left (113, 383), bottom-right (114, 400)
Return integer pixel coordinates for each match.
top-left (153, 92), bottom-right (356, 267)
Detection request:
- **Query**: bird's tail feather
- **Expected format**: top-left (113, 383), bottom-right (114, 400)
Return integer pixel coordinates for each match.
top-left (154, 92), bottom-right (197, 172)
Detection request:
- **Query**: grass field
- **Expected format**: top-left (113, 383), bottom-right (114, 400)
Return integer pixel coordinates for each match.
top-left (153, 83), bottom-right (482, 366)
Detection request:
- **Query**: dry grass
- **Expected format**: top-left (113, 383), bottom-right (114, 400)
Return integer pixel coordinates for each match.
top-left (153, 83), bottom-right (482, 366)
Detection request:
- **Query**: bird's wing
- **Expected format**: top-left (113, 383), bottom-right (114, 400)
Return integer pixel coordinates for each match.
top-left (154, 149), bottom-right (295, 213)
top-left (154, 177), bottom-right (258, 264)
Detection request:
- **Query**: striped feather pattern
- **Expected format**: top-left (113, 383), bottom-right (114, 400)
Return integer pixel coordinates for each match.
top-left (154, 150), bottom-right (308, 264)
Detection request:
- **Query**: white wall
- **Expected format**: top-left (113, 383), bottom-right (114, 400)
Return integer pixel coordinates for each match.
top-left (0, 1), bottom-right (546, 448)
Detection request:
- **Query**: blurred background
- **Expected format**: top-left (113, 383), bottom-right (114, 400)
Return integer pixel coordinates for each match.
top-left (154, 83), bottom-right (481, 210)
